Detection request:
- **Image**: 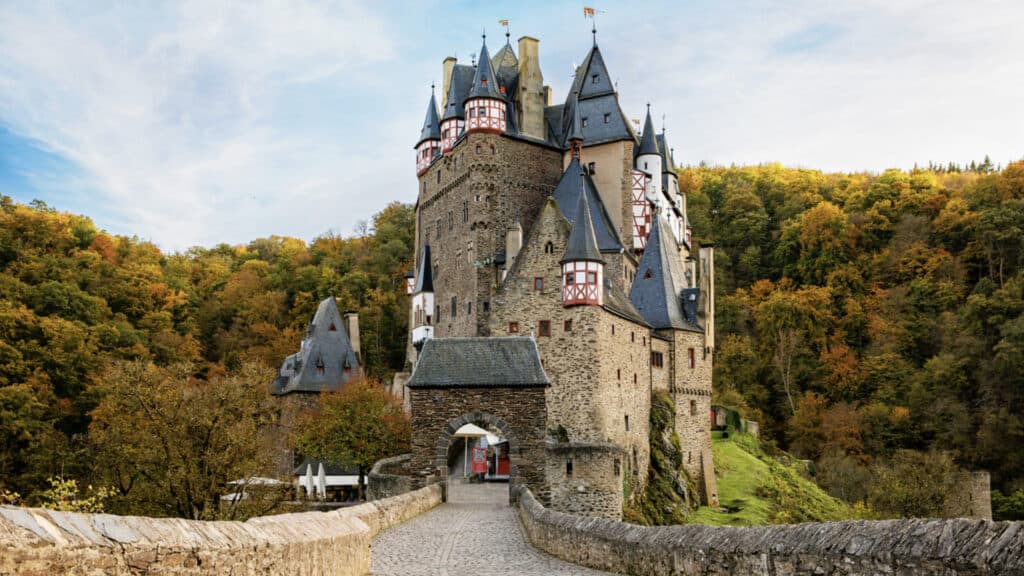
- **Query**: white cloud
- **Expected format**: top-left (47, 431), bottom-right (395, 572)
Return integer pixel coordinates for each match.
top-left (0, 0), bottom-right (398, 251)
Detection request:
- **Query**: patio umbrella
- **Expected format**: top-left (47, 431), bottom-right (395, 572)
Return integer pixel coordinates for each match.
top-left (303, 463), bottom-right (314, 499)
top-left (317, 462), bottom-right (327, 500)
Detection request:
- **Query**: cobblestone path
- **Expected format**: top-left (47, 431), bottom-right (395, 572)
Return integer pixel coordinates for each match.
top-left (371, 482), bottom-right (615, 575)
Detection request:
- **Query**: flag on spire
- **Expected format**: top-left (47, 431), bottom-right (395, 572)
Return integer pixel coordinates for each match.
top-left (583, 6), bottom-right (595, 17)
top-left (498, 18), bottom-right (509, 26)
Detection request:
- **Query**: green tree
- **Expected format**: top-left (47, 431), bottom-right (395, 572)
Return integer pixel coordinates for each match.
top-left (294, 379), bottom-right (410, 501)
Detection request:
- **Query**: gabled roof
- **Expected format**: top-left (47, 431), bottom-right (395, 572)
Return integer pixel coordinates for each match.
top-left (561, 180), bottom-right (603, 264)
top-left (416, 90), bottom-right (441, 147)
top-left (492, 39), bottom-right (519, 92)
top-left (407, 337), bottom-right (549, 388)
top-left (467, 37), bottom-right (504, 101)
top-left (414, 245), bottom-right (434, 293)
top-left (637, 106), bottom-right (660, 157)
top-left (552, 43), bottom-right (633, 147)
top-left (271, 297), bottom-right (360, 395)
top-left (629, 215), bottom-right (702, 332)
top-left (442, 64), bottom-right (475, 121)
top-left (551, 157), bottom-right (623, 253)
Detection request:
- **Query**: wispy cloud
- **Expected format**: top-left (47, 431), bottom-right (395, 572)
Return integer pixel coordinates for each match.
top-left (0, 0), bottom-right (398, 250)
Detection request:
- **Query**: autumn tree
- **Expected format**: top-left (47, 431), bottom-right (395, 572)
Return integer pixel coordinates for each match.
top-left (294, 379), bottom-right (410, 500)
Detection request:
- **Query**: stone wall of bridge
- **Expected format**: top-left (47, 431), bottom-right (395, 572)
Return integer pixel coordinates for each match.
top-left (0, 484), bottom-right (441, 575)
top-left (517, 487), bottom-right (1024, 575)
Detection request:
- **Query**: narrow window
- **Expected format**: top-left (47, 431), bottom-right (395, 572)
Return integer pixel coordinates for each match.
top-left (467, 301), bottom-right (472, 314)
top-left (587, 271), bottom-right (597, 283)
top-left (476, 144), bottom-right (481, 154)
top-left (644, 268), bottom-right (652, 279)
top-left (483, 301), bottom-right (490, 313)
top-left (509, 321), bottom-right (519, 333)
top-left (588, 161), bottom-right (596, 174)
top-left (463, 201), bottom-right (469, 222)
top-left (614, 459), bottom-right (621, 476)
top-left (617, 368), bottom-right (621, 380)
top-left (316, 357), bottom-right (325, 376)
top-left (534, 277), bottom-right (544, 290)
top-left (539, 320), bottom-right (551, 337)
top-left (448, 211), bottom-right (453, 230)
top-left (544, 241), bottom-right (554, 254)
top-left (631, 332), bottom-right (635, 343)
top-left (437, 171), bottom-right (441, 184)
top-left (688, 347), bottom-right (696, 369)
top-left (611, 324), bottom-right (615, 335)
top-left (625, 415), bottom-right (629, 431)
top-left (490, 145), bottom-right (496, 155)
top-left (564, 319), bottom-right (572, 332)
top-left (603, 113), bottom-right (610, 124)
top-left (690, 400), bottom-right (697, 416)
top-left (633, 373), bottom-right (637, 384)
top-left (591, 74), bottom-right (599, 84)
top-left (451, 296), bottom-right (457, 318)
top-left (566, 459), bottom-right (573, 477)
top-left (644, 161), bottom-right (648, 170)
top-left (582, 117), bottom-right (589, 128)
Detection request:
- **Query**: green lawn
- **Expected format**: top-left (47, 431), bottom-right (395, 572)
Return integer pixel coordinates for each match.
top-left (688, 433), bottom-right (854, 526)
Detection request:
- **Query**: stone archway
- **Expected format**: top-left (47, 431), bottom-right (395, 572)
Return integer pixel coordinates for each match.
top-left (404, 337), bottom-right (550, 504)
top-left (435, 412), bottom-right (518, 502)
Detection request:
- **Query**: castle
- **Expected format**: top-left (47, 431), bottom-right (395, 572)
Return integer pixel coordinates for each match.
top-left (402, 29), bottom-right (719, 519)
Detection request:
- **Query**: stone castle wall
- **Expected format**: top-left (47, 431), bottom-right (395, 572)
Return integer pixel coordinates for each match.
top-left (669, 329), bottom-right (717, 505)
top-left (544, 442), bottom-right (624, 519)
top-left (0, 484), bottom-right (441, 576)
top-left (416, 132), bottom-right (562, 339)
top-left (517, 486), bottom-right (1024, 576)
top-left (367, 453), bottom-right (413, 501)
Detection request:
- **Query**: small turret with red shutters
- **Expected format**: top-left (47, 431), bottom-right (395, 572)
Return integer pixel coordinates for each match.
top-left (415, 87), bottom-right (442, 175)
top-left (561, 182), bottom-right (604, 307)
top-left (463, 34), bottom-right (507, 135)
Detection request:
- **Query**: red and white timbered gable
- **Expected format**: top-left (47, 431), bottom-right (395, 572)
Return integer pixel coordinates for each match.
top-left (631, 169), bottom-right (653, 253)
top-left (440, 119), bottom-right (464, 152)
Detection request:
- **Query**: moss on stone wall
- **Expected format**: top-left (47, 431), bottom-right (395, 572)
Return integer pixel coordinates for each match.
top-left (623, 390), bottom-right (696, 525)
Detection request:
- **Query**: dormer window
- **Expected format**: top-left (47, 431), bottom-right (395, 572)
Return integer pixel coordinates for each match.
top-left (582, 117), bottom-right (589, 128)
top-left (591, 74), bottom-right (599, 84)
top-left (315, 357), bottom-right (325, 376)
top-left (481, 79), bottom-right (488, 87)
top-left (328, 323), bottom-right (337, 332)
top-left (603, 113), bottom-right (610, 124)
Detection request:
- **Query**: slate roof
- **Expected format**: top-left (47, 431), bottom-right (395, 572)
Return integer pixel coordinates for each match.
top-left (656, 133), bottom-right (676, 172)
top-left (546, 44), bottom-right (634, 149)
top-left (603, 278), bottom-right (649, 326)
top-left (414, 245), bottom-right (434, 293)
top-left (467, 37), bottom-right (504, 101)
top-left (629, 214), bottom-right (702, 332)
top-left (271, 297), bottom-right (360, 395)
top-left (637, 106), bottom-right (660, 157)
top-left (407, 337), bottom-right (549, 388)
top-left (416, 90), bottom-right (441, 147)
top-left (442, 65), bottom-right (475, 121)
top-left (492, 39), bottom-right (519, 94)
top-left (551, 157), bottom-right (624, 253)
top-left (561, 180), bottom-right (603, 264)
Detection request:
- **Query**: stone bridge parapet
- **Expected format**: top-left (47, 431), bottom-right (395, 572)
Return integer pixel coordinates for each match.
top-left (516, 486), bottom-right (1024, 575)
top-left (0, 484), bottom-right (441, 575)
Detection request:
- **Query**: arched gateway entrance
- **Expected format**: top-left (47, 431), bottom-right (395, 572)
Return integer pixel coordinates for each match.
top-left (406, 337), bottom-right (549, 504)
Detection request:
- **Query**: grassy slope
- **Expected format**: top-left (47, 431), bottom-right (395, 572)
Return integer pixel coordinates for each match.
top-left (689, 432), bottom-right (854, 526)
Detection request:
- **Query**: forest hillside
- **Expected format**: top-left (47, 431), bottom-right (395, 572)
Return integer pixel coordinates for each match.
top-left (1, 158), bottom-right (1023, 519)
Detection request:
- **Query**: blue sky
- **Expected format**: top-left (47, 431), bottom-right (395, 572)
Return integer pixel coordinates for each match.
top-left (1, 0), bottom-right (1022, 251)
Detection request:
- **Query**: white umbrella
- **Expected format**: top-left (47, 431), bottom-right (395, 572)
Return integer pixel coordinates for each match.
top-left (316, 462), bottom-right (327, 501)
top-left (303, 463), bottom-right (314, 499)
top-left (453, 424), bottom-right (491, 477)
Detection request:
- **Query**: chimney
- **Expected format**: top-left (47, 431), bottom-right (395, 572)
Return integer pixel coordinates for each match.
top-left (343, 312), bottom-right (361, 364)
top-left (516, 36), bottom-right (545, 139)
top-left (543, 85), bottom-right (552, 106)
top-left (505, 219), bottom-right (523, 268)
top-left (442, 56), bottom-right (457, 108)
top-left (698, 244), bottom-right (715, 355)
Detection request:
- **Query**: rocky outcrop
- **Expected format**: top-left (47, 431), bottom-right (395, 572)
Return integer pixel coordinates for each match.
top-left (517, 486), bottom-right (1024, 575)
top-left (0, 484), bottom-right (441, 575)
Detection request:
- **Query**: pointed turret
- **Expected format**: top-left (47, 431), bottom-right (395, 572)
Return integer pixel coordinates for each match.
top-left (561, 177), bottom-right (604, 307)
top-left (440, 62), bottom-right (472, 152)
top-left (415, 88), bottom-right (443, 175)
top-left (411, 245), bottom-right (435, 349)
top-left (465, 34), bottom-right (508, 135)
top-left (636, 104), bottom-right (664, 203)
